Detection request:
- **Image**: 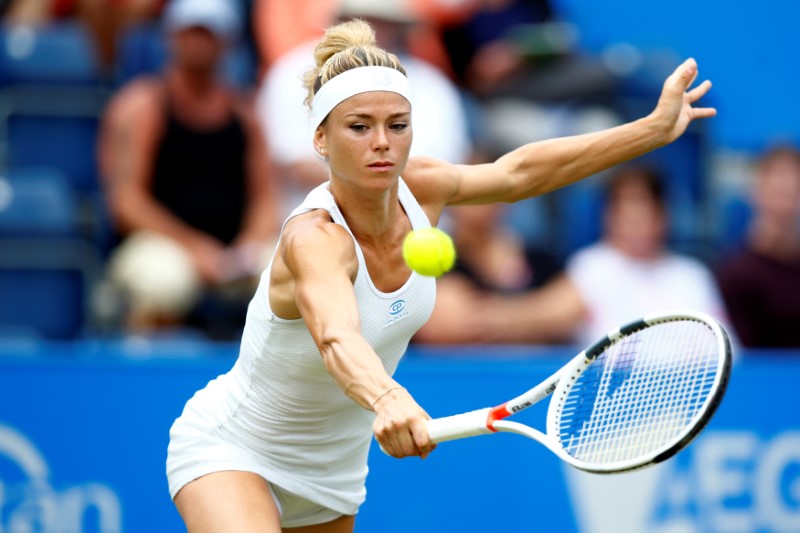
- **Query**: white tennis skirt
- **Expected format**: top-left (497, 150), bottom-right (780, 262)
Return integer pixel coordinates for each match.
top-left (166, 406), bottom-right (349, 528)
top-left (166, 404), bottom-right (271, 500)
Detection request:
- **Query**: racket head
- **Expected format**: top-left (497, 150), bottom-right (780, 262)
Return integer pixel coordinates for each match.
top-left (547, 310), bottom-right (732, 474)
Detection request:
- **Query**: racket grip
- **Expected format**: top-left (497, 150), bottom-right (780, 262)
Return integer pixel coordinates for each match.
top-left (427, 408), bottom-right (494, 444)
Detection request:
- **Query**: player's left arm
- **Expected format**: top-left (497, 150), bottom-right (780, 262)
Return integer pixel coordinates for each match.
top-left (434, 58), bottom-right (715, 206)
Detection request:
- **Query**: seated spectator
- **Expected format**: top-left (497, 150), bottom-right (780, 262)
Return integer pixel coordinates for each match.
top-left (415, 164), bottom-right (731, 346)
top-left (98, 0), bottom-right (282, 338)
top-left (715, 144), bottom-right (800, 348)
top-left (255, 0), bottom-right (473, 209)
top-left (413, 202), bottom-right (562, 343)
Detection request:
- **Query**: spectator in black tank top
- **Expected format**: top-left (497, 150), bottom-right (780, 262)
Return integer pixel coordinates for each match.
top-left (98, 0), bottom-right (282, 339)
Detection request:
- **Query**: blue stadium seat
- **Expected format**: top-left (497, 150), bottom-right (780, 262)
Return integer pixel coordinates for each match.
top-left (0, 168), bottom-right (78, 237)
top-left (0, 237), bottom-right (103, 340)
top-left (552, 182), bottom-right (604, 258)
top-left (0, 88), bottom-right (113, 254)
top-left (505, 194), bottom-right (557, 251)
top-left (0, 21), bottom-right (103, 87)
top-left (715, 193), bottom-right (752, 251)
top-left (0, 21), bottom-right (108, 194)
top-left (0, 169), bottom-right (103, 339)
top-left (0, 263), bottom-right (85, 339)
top-left (0, 91), bottom-right (104, 194)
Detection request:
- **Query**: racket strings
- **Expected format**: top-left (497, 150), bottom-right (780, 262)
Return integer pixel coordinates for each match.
top-left (557, 320), bottom-right (719, 465)
top-left (590, 332), bottom-right (713, 462)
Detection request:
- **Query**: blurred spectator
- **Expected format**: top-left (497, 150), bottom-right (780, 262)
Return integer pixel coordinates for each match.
top-left (98, 0), bottom-right (282, 338)
top-left (252, 0), bottom-right (338, 73)
top-left (424, 0), bottom-right (556, 92)
top-left (415, 165), bottom-right (731, 346)
top-left (414, 202), bottom-right (562, 343)
top-left (421, 0), bottom-right (622, 150)
top-left (561, 165), bottom-right (730, 346)
top-left (2, 0), bottom-right (164, 71)
top-left (255, 0), bottom-right (473, 210)
top-left (252, 0), bottom-right (451, 78)
top-left (715, 145), bottom-right (800, 348)
top-left (416, 0), bottom-right (624, 250)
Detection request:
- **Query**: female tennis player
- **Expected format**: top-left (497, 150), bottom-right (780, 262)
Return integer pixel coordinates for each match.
top-left (166, 18), bottom-right (716, 532)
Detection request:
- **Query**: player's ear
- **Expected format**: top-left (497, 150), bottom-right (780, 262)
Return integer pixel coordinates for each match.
top-left (314, 128), bottom-right (328, 157)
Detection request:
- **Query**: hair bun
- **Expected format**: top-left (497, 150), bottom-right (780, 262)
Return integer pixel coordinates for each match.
top-left (314, 19), bottom-right (376, 69)
top-left (301, 19), bottom-right (406, 110)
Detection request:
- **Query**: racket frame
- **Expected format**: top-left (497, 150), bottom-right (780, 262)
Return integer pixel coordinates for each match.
top-left (425, 309), bottom-right (732, 473)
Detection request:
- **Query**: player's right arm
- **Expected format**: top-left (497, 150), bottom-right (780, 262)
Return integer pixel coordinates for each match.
top-left (270, 212), bottom-right (435, 459)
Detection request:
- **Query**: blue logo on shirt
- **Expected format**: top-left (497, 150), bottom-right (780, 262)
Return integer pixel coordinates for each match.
top-left (389, 300), bottom-right (406, 315)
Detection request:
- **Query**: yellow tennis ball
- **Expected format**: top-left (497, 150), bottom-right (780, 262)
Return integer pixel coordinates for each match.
top-left (402, 227), bottom-right (456, 277)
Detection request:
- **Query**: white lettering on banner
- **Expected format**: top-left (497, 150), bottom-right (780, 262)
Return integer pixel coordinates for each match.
top-left (693, 431), bottom-right (758, 532)
top-left (756, 433), bottom-right (800, 532)
top-left (564, 431), bottom-right (800, 533)
top-left (0, 423), bottom-right (122, 533)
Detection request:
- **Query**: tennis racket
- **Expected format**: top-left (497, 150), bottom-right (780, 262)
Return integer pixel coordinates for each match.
top-left (426, 309), bottom-right (732, 474)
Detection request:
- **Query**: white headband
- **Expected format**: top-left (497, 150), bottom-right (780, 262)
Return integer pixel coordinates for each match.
top-left (310, 66), bottom-right (411, 131)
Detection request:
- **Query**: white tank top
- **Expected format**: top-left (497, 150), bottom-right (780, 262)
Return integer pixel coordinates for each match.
top-left (194, 178), bottom-right (436, 514)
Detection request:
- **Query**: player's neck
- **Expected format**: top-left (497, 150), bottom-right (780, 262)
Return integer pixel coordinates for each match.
top-left (332, 184), bottom-right (403, 243)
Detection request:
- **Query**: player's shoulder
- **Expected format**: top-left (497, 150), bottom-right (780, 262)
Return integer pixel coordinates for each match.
top-left (404, 155), bottom-right (450, 173)
top-left (280, 210), bottom-right (358, 278)
top-left (403, 156), bottom-right (459, 200)
top-left (283, 210), bottom-right (353, 253)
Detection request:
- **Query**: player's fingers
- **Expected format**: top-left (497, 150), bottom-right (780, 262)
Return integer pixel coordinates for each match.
top-left (691, 106), bottom-right (718, 119)
top-left (379, 419), bottom-right (420, 458)
top-left (374, 420), bottom-right (402, 458)
top-left (395, 423), bottom-right (421, 458)
top-left (418, 441), bottom-right (437, 460)
top-left (665, 60), bottom-right (698, 102)
top-left (374, 430), bottom-right (393, 456)
top-left (410, 419), bottom-right (436, 459)
top-left (379, 431), bottom-right (408, 458)
top-left (667, 57), bottom-right (695, 87)
top-left (687, 80), bottom-right (712, 102)
top-left (686, 64), bottom-right (699, 90)
top-left (681, 57), bottom-right (698, 82)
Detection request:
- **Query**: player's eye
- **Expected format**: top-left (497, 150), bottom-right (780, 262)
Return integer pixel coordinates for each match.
top-left (390, 122), bottom-right (409, 131)
top-left (349, 124), bottom-right (368, 132)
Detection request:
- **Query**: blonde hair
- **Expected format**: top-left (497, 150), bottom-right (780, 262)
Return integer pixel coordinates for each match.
top-left (302, 19), bottom-right (407, 110)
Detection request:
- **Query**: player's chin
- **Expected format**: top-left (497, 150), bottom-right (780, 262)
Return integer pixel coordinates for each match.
top-left (362, 172), bottom-right (402, 189)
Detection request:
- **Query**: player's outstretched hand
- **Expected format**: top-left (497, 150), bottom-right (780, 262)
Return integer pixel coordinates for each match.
top-left (652, 58), bottom-right (717, 145)
top-left (372, 388), bottom-right (436, 459)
